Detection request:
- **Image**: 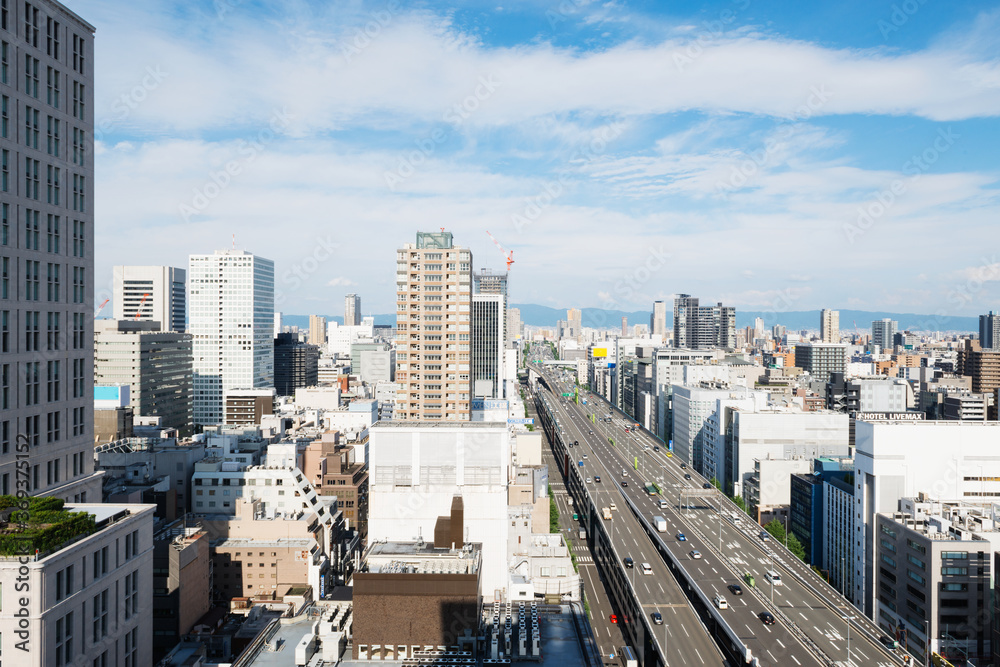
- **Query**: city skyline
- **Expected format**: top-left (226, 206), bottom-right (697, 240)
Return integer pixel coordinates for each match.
top-left (72, 0), bottom-right (1000, 317)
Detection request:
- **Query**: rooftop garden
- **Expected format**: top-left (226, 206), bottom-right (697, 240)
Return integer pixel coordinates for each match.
top-left (0, 496), bottom-right (96, 557)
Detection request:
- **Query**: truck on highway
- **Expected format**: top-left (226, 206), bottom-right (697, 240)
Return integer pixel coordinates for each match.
top-left (579, 526), bottom-right (586, 540)
top-left (653, 516), bottom-right (667, 532)
top-left (602, 507), bottom-right (612, 520)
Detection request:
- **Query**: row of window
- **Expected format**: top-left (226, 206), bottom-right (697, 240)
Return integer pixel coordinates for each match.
top-left (0, 207), bottom-right (86, 256)
top-left (0, 258), bottom-right (86, 302)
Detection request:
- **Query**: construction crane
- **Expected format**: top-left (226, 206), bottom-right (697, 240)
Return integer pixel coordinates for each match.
top-left (485, 230), bottom-right (514, 271)
top-left (133, 293), bottom-right (150, 321)
top-left (94, 298), bottom-right (110, 319)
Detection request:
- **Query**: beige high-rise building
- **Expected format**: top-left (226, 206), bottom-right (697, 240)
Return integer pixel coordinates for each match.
top-left (345, 293), bottom-right (361, 326)
top-left (821, 308), bottom-right (840, 343)
top-left (651, 300), bottom-right (667, 337)
top-left (395, 231), bottom-right (473, 421)
top-left (309, 314), bottom-right (328, 346)
top-left (567, 308), bottom-right (582, 338)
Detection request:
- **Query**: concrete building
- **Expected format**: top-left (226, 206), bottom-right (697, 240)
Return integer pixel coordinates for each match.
top-left (395, 231), bottom-right (473, 421)
top-left (152, 519), bottom-right (212, 660)
top-left (789, 458), bottom-right (854, 573)
top-left (274, 332), bottom-right (319, 396)
top-left (651, 300), bottom-right (668, 338)
top-left (95, 436), bottom-right (207, 515)
top-left (472, 293), bottom-right (505, 399)
top-left (308, 314), bottom-right (327, 346)
top-left (507, 307), bottom-right (522, 346)
top-left (980, 311), bottom-right (1000, 349)
top-left (794, 342), bottom-right (846, 383)
top-left (825, 373), bottom-right (911, 413)
top-left (0, 501), bottom-right (155, 667)
top-left (224, 388), bottom-right (275, 426)
top-left (0, 0), bottom-right (101, 505)
top-left (113, 265), bottom-right (186, 332)
top-left (326, 316), bottom-right (375, 357)
top-left (875, 498), bottom-right (998, 665)
top-left (824, 468), bottom-right (856, 599)
top-left (671, 383), bottom-right (765, 475)
top-left (853, 420), bottom-right (1000, 617)
top-left (744, 457), bottom-right (813, 525)
top-left (302, 431), bottom-right (370, 536)
top-left (353, 538), bottom-right (482, 661)
top-left (345, 293), bottom-right (361, 326)
top-left (871, 318), bottom-right (898, 351)
top-left (820, 309), bottom-right (839, 344)
top-left (189, 249), bottom-right (275, 426)
top-left (673, 294), bottom-right (736, 350)
top-left (94, 319), bottom-right (193, 431)
top-left (943, 392), bottom-right (989, 421)
top-left (368, 422), bottom-right (509, 596)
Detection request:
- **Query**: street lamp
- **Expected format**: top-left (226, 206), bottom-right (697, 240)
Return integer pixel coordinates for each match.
top-left (844, 614), bottom-right (855, 667)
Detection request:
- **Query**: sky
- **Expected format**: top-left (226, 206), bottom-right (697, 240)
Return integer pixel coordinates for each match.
top-left (69, 0), bottom-right (1000, 318)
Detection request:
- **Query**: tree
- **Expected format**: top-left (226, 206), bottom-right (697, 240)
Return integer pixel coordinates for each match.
top-left (786, 532), bottom-right (807, 562)
top-left (731, 495), bottom-right (747, 513)
top-left (764, 519), bottom-right (786, 543)
top-left (710, 477), bottom-right (722, 491)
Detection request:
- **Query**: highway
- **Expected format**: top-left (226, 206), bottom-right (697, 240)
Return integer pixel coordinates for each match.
top-left (533, 357), bottom-right (910, 667)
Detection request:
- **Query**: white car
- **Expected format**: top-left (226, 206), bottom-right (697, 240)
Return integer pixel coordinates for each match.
top-left (713, 595), bottom-right (728, 609)
top-left (586, 477), bottom-right (592, 484)
top-left (609, 502), bottom-right (617, 511)
top-left (690, 550), bottom-right (702, 560)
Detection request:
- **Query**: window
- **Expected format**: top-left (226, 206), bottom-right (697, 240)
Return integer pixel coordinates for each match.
top-left (46, 311), bottom-right (58, 350)
top-left (71, 128), bottom-right (84, 165)
top-left (0, 41), bottom-right (6, 84)
top-left (24, 55), bottom-right (38, 98)
top-left (1, 203), bottom-right (7, 243)
top-left (72, 174), bottom-right (85, 212)
top-left (46, 67), bottom-right (59, 108)
top-left (24, 209), bottom-right (39, 249)
top-left (942, 583), bottom-right (968, 592)
top-left (24, 158), bottom-right (39, 199)
top-left (24, 3), bottom-right (39, 47)
top-left (72, 34), bottom-right (85, 75)
top-left (880, 539), bottom-right (896, 553)
top-left (1, 149), bottom-right (7, 191)
top-left (72, 220), bottom-right (84, 257)
top-left (24, 415), bottom-right (38, 448)
top-left (55, 564), bottom-right (73, 600)
top-left (24, 361), bottom-right (39, 405)
top-left (92, 589), bottom-right (108, 642)
top-left (1, 364), bottom-right (8, 410)
top-left (46, 165), bottom-right (59, 204)
top-left (907, 554), bottom-right (925, 570)
top-left (54, 611), bottom-right (73, 667)
top-left (72, 266), bottom-right (84, 303)
top-left (941, 551), bottom-right (968, 560)
top-left (71, 406), bottom-right (84, 436)
top-left (72, 81), bottom-right (84, 121)
top-left (72, 313), bottom-right (83, 348)
top-left (0, 310), bottom-right (6, 352)
top-left (0, 257), bottom-right (6, 299)
top-left (46, 215), bottom-right (59, 253)
top-left (46, 17), bottom-right (59, 57)
top-left (124, 627), bottom-right (137, 667)
top-left (0, 94), bottom-right (6, 139)
top-left (93, 651), bottom-right (108, 667)
top-left (880, 554), bottom-right (896, 568)
top-left (25, 260), bottom-right (39, 300)
top-left (907, 570), bottom-right (925, 585)
top-left (25, 310), bottom-right (38, 351)
top-left (46, 263), bottom-right (59, 301)
top-left (46, 360), bottom-right (59, 402)
top-left (92, 546), bottom-right (108, 579)
top-left (942, 567), bottom-right (968, 576)
top-left (46, 117), bottom-right (59, 157)
top-left (23, 106), bottom-right (39, 148)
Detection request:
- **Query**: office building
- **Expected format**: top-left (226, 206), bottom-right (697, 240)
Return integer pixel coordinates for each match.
top-left (0, 1), bottom-right (101, 504)
top-left (566, 307), bottom-right (582, 338)
top-left (395, 231), bottom-right (473, 421)
top-left (472, 293), bottom-right (505, 399)
top-left (980, 311), bottom-right (1000, 349)
top-left (871, 318), bottom-right (898, 350)
top-left (113, 265), bottom-right (186, 332)
top-left (651, 300), bottom-right (668, 337)
top-left (152, 519), bottom-right (211, 661)
top-left (671, 383), bottom-right (765, 476)
top-left (794, 342), bottom-right (846, 383)
top-left (0, 501), bottom-right (155, 667)
top-left (875, 498), bottom-right (997, 665)
top-left (273, 332), bottom-right (319, 395)
top-left (820, 309), bottom-right (839, 344)
top-left (189, 249), bottom-right (275, 426)
top-left (507, 307), bottom-right (521, 345)
top-left (308, 314), bottom-right (327, 346)
top-left (673, 294), bottom-right (736, 350)
top-left (853, 420), bottom-right (1000, 617)
top-left (825, 373), bottom-right (911, 413)
top-left (224, 388), bottom-right (275, 426)
top-left (345, 293), bottom-right (361, 326)
top-left (94, 319), bottom-right (193, 431)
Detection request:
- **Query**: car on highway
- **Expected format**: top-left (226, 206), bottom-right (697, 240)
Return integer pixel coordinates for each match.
top-left (610, 613), bottom-right (618, 624)
top-left (713, 595), bottom-right (728, 609)
top-left (676, 532), bottom-right (686, 541)
top-left (641, 562), bottom-right (653, 575)
top-left (621, 481), bottom-right (628, 487)
top-left (653, 446), bottom-right (659, 451)
top-left (879, 635), bottom-right (898, 650)
top-left (594, 475), bottom-right (601, 483)
top-left (680, 463), bottom-right (687, 469)
top-left (703, 483), bottom-right (712, 489)
top-left (758, 611), bottom-right (776, 625)
top-left (586, 477), bottom-right (592, 484)
top-left (728, 583), bottom-right (743, 596)
top-left (651, 611), bottom-right (663, 625)
top-left (759, 531), bottom-right (770, 542)
top-left (609, 502), bottom-right (617, 511)
top-left (583, 454), bottom-right (588, 459)
top-left (690, 550), bottom-right (702, 559)
top-left (684, 474), bottom-right (692, 480)
top-left (624, 557), bottom-right (634, 568)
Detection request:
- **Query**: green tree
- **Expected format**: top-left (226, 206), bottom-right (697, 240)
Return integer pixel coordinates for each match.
top-left (764, 519), bottom-right (786, 543)
top-left (731, 495), bottom-right (747, 512)
top-left (786, 532), bottom-right (807, 562)
top-left (710, 477), bottom-right (722, 491)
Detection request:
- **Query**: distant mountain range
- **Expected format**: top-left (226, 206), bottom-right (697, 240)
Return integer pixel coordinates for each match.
top-left (284, 307), bottom-right (980, 333)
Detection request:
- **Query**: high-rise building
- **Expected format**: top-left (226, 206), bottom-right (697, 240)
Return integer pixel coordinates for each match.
top-left (673, 295), bottom-right (736, 350)
top-left (308, 314), bottom-right (327, 346)
top-left (651, 300), bottom-right (667, 337)
top-left (0, 0), bottom-right (102, 504)
top-left (794, 342), bottom-right (847, 383)
top-left (472, 293), bottom-right (504, 399)
top-left (567, 307), bottom-right (582, 338)
top-left (871, 318), bottom-right (898, 350)
top-left (94, 320), bottom-right (193, 431)
top-left (345, 293), bottom-right (361, 326)
top-left (189, 249), bottom-right (274, 426)
top-left (113, 265), bottom-right (186, 332)
top-left (820, 309), bottom-right (839, 344)
top-left (395, 231), bottom-right (472, 421)
top-left (621, 316), bottom-right (628, 335)
top-left (274, 332), bottom-right (319, 395)
top-left (980, 311), bottom-right (1000, 349)
top-left (506, 307), bottom-right (521, 346)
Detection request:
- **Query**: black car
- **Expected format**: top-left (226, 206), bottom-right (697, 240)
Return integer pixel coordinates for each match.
top-left (728, 584), bottom-right (743, 596)
top-left (879, 635), bottom-right (898, 650)
top-left (680, 463), bottom-right (687, 469)
top-left (703, 483), bottom-right (713, 489)
top-left (651, 611), bottom-right (663, 625)
top-left (594, 475), bottom-right (601, 483)
top-left (758, 611), bottom-right (776, 625)
top-left (621, 481), bottom-right (628, 487)
top-left (654, 446), bottom-right (660, 451)
top-left (624, 557), bottom-right (634, 568)
top-left (684, 474), bottom-right (692, 480)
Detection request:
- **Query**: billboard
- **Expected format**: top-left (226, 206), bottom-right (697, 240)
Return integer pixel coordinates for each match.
top-left (593, 347), bottom-right (608, 358)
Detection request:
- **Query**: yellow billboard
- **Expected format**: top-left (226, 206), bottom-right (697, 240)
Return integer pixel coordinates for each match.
top-left (593, 348), bottom-right (607, 358)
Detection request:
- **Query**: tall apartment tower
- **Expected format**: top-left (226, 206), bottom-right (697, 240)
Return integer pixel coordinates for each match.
top-left (189, 249), bottom-right (274, 426)
top-left (674, 294), bottom-right (736, 350)
top-left (621, 316), bottom-right (628, 336)
top-left (474, 267), bottom-right (508, 348)
top-left (506, 307), bottom-right (521, 345)
top-left (113, 265), bottom-right (186, 332)
top-left (567, 307), bottom-right (582, 338)
top-left (345, 293), bottom-right (361, 326)
top-left (871, 318), bottom-right (898, 350)
top-left (0, 1), bottom-right (102, 503)
top-left (395, 231), bottom-right (472, 421)
top-left (308, 313), bottom-right (327, 346)
top-left (820, 309), bottom-right (839, 343)
top-left (980, 311), bottom-right (1000, 349)
top-left (650, 300), bottom-right (667, 337)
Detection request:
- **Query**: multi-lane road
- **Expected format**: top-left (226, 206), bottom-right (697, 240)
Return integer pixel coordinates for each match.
top-left (533, 358), bottom-right (910, 667)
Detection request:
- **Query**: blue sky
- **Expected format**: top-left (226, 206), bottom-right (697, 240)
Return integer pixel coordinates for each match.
top-left (69, 0), bottom-right (1000, 320)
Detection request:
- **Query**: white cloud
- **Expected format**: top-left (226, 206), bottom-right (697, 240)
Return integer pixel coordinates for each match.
top-left (327, 277), bottom-right (357, 287)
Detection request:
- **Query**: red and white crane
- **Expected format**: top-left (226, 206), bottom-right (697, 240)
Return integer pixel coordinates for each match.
top-left (94, 298), bottom-right (110, 319)
top-left (133, 293), bottom-right (150, 321)
top-left (486, 230), bottom-right (514, 271)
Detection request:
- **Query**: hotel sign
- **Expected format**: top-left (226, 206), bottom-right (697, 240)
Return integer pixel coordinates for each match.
top-left (854, 412), bottom-right (925, 421)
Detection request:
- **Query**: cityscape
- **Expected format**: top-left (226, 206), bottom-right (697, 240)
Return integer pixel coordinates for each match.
top-left (1, 2), bottom-right (1000, 667)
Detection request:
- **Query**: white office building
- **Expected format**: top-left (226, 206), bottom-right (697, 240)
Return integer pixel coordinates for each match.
top-left (853, 420), bottom-right (1000, 617)
top-left (189, 249), bottom-right (275, 426)
top-left (472, 293), bottom-right (505, 399)
top-left (326, 317), bottom-right (375, 357)
top-left (113, 265), bottom-right (186, 332)
top-left (671, 384), bottom-right (766, 476)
